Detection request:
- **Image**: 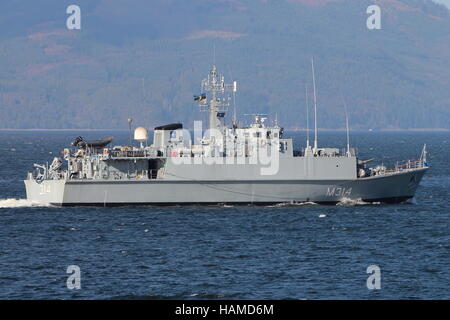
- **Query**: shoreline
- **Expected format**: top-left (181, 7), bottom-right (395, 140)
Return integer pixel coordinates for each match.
top-left (0, 128), bottom-right (448, 132)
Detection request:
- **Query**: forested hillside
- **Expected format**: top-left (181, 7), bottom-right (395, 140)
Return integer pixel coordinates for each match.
top-left (0, 0), bottom-right (449, 129)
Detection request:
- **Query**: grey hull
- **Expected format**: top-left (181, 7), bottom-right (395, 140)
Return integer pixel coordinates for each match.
top-left (24, 168), bottom-right (427, 206)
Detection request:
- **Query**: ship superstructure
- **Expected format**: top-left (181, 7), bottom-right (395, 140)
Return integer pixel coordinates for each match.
top-left (25, 65), bottom-right (428, 206)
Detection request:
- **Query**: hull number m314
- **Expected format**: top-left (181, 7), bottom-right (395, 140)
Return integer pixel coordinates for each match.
top-left (326, 187), bottom-right (352, 197)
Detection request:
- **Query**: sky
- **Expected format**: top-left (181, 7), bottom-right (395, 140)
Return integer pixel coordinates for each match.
top-left (433, 0), bottom-right (450, 9)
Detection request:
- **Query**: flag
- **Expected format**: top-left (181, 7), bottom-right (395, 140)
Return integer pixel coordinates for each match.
top-left (194, 93), bottom-right (206, 102)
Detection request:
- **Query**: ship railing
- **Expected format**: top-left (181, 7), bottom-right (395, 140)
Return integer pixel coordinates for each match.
top-left (341, 148), bottom-right (358, 157)
top-left (383, 159), bottom-right (427, 174)
top-left (297, 147), bottom-right (358, 157)
top-left (395, 160), bottom-right (426, 171)
top-left (108, 150), bottom-right (147, 158)
top-left (84, 148), bottom-right (153, 159)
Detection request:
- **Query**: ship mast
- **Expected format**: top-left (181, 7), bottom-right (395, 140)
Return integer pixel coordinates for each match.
top-left (311, 58), bottom-right (319, 154)
top-left (340, 93), bottom-right (351, 157)
top-left (305, 84), bottom-right (310, 149)
top-left (198, 65), bottom-right (234, 134)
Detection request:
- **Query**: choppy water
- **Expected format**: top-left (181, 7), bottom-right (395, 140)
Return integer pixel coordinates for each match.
top-left (0, 130), bottom-right (448, 299)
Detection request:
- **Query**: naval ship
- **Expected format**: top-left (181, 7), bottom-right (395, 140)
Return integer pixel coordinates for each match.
top-left (25, 64), bottom-right (428, 206)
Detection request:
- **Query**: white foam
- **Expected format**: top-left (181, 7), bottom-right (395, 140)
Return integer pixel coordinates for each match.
top-left (267, 201), bottom-right (318, 208)
top-left (336, 198), bottom-right (370, 206)
top-left (301, 201), bottom-right (318, 206)
top-left (319, 214), bottom-right (327, 218)
top-left (0, 198), bottom-right (51, 208)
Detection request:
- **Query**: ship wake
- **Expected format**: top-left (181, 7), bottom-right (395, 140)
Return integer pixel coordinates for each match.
top-left (0, 198), bottom-right (51, 208)
top-left (267, 201), bottom-right (318, 207)
top-left (336, 198), bottom-right (380, 206)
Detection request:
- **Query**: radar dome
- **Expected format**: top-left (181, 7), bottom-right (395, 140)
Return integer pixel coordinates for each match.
top-left (134, 127), bottom-right (148, 142)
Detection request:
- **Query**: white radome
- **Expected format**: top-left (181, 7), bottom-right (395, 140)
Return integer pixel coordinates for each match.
top-left (134, 126), bottom-right (148, 142)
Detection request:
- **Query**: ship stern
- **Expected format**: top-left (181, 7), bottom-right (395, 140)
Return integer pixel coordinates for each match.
top-left (24, 174), bottom-right (66, 206)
